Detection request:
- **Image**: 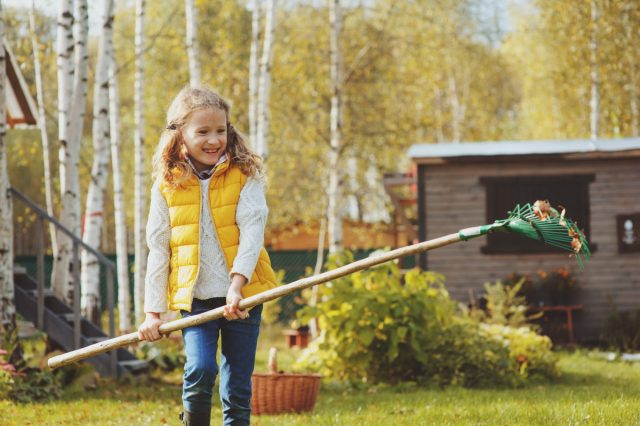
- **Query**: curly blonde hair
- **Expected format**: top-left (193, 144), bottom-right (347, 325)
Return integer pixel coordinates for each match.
top-left (152, 86), bottom-right (263, 187)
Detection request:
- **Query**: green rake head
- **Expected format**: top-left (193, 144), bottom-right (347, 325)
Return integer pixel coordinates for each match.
top-left (459, 203), bottom-right (591, 267)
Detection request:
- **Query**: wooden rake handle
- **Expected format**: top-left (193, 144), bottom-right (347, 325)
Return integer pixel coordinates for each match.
top-left (48, 232), bottom-right (462, 370)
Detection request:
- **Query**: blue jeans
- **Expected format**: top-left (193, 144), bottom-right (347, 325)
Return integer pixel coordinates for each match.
top-left (181, 298), bottom-right (262, 426)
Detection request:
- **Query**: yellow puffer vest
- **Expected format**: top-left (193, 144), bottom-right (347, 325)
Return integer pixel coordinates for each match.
top-left (159, 161), bottom-right (277, 312)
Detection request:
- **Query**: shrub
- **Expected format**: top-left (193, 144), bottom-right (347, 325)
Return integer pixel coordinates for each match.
top-left (0, 348), bottom-right (62, 403)
top-left (294, 251), bottom-right (558, 387)
top-left (138, 338), bottom-right (186, 372)
top-left (479, 324), bottom-right (558, 380)
top-left (469, 279), bottom-right (535, 329)
top-left (504, 267), bottom-right (579, 306)
top-left (604, 307), bottom-right (640, 352)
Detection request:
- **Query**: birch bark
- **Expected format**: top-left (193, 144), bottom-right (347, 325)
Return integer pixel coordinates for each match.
top-left (52, 0), bottom-right (89, 303)
top-left (134, 0), bottom-right (147, 323)
top-left (328, 0), bottom-right (343, 253)
top-left (249, 0), bottom-right (261, 148)
top-left (109, 56), bottom-right (131, 333)
top-left (185, 0), bottom-right (201, 87)
top-left (29, 1), bottom-right (57, 257)
top-left (81, 0), bottom-right (114, 324)
top-left (256, 0), bottom-right (276, 160)
top-left (0, 2), bottom-right (18, 354)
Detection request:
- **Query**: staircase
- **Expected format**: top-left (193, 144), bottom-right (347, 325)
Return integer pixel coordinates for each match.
top-left (13, 268), bottom-right (148, 378)
top-left (10, 188), bottom-right (148, 378)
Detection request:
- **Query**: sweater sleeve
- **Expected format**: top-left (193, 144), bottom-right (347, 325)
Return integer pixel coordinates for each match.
top-left (230, 177), bottom-right (268, 282)
top-left (143, 181), bottom-right (171, 313)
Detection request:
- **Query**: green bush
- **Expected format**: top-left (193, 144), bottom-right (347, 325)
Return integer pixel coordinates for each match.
top-left (295, 251), bottom-right (558, 387)
top-left (604, 307), bottom-right (640, 352)
top-left (0, 347), bottom-right (62, 403)
top-left (479, 324), bottom-right (558, 380)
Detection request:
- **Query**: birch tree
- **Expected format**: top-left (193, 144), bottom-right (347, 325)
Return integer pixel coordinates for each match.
top-left (81, 0), bottom-right (114, 324)
top-left (0, 1), bottom-right (18, 356)
top-left (185, 0), bottom-right (200, 87)
top-left (134, 0), bottom-right (147, 323)
top-left (109, 56), bottom-right (131, 333)
top-left (256, 0), bottom-right (276, 160)
top-left (327, 0), bottom-right (343, 253)
top-left (29, 0), bottom-right (57, 257)
top-left (249, 0), bottom-right (261, 148)
top-left (448, 71), bottom-right (470, 143)
top-left (52, 0), bottom-right (89, 304)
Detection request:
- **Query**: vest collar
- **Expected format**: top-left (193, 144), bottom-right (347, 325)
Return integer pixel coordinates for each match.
top-left (185, 154), bottom-right (229, 180)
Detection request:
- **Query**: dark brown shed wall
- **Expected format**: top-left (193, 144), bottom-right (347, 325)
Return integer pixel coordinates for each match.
top-left (420, 157), bottom-right (640, 342)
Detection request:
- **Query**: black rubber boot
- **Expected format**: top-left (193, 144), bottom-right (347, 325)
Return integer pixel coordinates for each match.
top-left (179, 409), bottom-right (211, 426)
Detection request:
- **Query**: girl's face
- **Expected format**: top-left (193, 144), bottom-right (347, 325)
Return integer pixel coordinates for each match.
top-left (182, 107), bottom-right (228, 172)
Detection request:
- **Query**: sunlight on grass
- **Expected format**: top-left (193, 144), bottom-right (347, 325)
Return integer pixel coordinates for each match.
top-left (4, 336), bottom-right (640, 425)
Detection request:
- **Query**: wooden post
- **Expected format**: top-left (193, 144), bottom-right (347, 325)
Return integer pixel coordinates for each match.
top-left (72, 241), bottom-right (81, 349)
top-left (106, 267), bottom-right (116, 376)
top-left (36, 215), bottom-right (45, 329)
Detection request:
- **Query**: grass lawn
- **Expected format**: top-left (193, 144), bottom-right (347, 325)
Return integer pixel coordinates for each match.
top-left (3, 327), bottom-right (640, 425)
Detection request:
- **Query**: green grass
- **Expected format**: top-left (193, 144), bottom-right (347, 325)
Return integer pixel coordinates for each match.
top-left (3, 330), bottom-right (640, 425)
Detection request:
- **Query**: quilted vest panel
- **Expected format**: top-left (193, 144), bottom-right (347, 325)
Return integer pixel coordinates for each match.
top-left (159, 162), bottom-right (277, 312)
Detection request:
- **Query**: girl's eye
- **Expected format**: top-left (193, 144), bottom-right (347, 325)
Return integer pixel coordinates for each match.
top-left (218, 129), bottom-right (226, 134)
top-left (198, 131), bottom-right (208, 135)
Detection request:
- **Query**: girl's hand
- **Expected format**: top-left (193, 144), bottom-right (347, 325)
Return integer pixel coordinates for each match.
top-left (224, 275), bottom-right (249, 320)
top-left (138, 312), bottom-right (165, 341)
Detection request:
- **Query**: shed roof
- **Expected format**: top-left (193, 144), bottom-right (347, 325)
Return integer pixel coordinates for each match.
top-left (4, 38), bottom-right (38, 129)
top-left (409, 138), bottom-right (640, 164)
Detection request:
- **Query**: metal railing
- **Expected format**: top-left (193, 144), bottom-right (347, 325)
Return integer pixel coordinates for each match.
top-left (10, 187), bottom-right (117, 376)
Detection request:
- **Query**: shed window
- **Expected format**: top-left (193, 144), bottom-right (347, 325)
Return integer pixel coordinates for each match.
top-left (480, 175), bottom-right (594, 254)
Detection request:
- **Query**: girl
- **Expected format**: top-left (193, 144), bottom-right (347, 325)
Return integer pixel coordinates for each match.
top-left (138, 86), bottom-right (277, 426)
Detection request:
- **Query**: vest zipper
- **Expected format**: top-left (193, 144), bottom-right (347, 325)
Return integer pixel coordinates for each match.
top-left (188, 181), bottom-right (203, 308)
top-left (188, 177), bottom-right (231, 308)
top-left (209, 177), bottom-right (232, 278)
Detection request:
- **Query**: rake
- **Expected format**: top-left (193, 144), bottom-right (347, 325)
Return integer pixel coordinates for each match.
top-left (48, 202), bottom-right (590, 370)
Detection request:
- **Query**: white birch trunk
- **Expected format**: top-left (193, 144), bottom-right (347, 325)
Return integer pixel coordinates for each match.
top-left (0, 2), bottom-right (17, 350)
top-left (346, 156), bottom-right (358, 220)
top-left (256, 0), bottom-right (276, 160)
top-left (249, 0), bottom-right (261, 148)
top-left (109, 57), bottom-right (131, 333)
top-left (328, 0), bottom-right (343, 253)
top-left (52, 0), bottom-right (78, 303)
top-left (81, 0), bottom-right (114, 325)
top-left (185, 0), bottom-right (201, 87)
top-left (590, 0), bottom-right (599, 141)
top-left (415, 99), bottom-right (424, 142)
top-left (309, 217), bottom-right (326, 339)
top-left (134, 0), bottom-right (147, 323)
top-left (433, 86), bottom-right (445, 143)
top-left (29, 1), bottom-right (57, 258)
top-left (448, 72), bottom-right (469, 144)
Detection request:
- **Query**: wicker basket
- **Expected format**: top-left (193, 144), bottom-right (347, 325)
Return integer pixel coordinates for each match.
top-left (251, 348), bottom-right (321, 415)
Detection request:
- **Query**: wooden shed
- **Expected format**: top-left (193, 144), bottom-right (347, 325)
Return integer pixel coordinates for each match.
top-left (4, 39), bottom-right (37, 128)
top-left (409, 138), bottom-right (640, 343)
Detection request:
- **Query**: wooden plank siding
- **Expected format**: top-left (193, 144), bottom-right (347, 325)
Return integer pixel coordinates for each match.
top-left (419, 158), bottom-right (640, 343)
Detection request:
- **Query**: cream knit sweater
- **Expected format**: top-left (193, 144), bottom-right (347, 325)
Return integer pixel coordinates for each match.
top-left (143, 166), bottom-right (268, 313)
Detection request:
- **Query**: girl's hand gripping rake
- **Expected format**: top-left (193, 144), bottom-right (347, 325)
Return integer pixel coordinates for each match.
top-left (48, 202), bottom-right (590, 370)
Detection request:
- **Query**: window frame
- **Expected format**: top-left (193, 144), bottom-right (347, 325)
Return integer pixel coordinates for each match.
top-left (479, 174), bottom-right (595, 255)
